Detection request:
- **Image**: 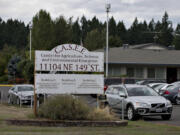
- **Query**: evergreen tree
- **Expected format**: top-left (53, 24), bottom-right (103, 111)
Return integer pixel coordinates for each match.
top-left (158, 12), bottom-right (173, 46)
top-left (148, 19), bottom-right (155, 32)
top-left (128, 17), bottom-right (141, 44)
top-left (80, 16), bottom-right (89, 43)
top-left (52, 16), bottom-right (72, 48)
top-left (32, 9), bottom-right (53, 50)
top-left (72, 18), bottom-right (81, 44)
top-left (117, 21), bottom-right (127, 43)
top-left (109, 35), bottom-right (123, 47)
top-left (89, 16), bottom-right (100, 31)
top-left (0, 19), bottom-right (28, 49)
top-left (109, 16), bottom-right (117, 36)
top-left (84, 29), bottom-right (105, 51)
top-left (173, 24), bottom-right (180, 50)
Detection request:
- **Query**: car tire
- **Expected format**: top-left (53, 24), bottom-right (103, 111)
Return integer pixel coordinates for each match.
top-left (161, 114), bottom-right (171, 120)
top-left (127, 105), bottom-right (139, 121)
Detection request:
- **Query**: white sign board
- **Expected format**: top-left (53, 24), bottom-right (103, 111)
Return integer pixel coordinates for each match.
top-left (35, 74), bottom-right (104, 94)
top-left (35, 44), bottom-right (104, 72)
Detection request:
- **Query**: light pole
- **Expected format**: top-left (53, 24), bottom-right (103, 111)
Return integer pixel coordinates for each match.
top-left (29, 22), bottom-right (32, 61)
top-left (105, 3), bottom-right (111, 78)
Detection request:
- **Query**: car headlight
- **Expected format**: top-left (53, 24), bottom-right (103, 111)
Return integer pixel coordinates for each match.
top-left (166, 100), bottom-right (172, 107)
top-left (135, 102), bottom-right (150, 108)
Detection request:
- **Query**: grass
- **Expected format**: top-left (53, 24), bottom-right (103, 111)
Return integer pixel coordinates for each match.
top-left (0, 104), bottom-right (180, 135)
top-left (0, 121), bottom-right (180, 135)
top-left (0, 104), bottom-right (32, 120)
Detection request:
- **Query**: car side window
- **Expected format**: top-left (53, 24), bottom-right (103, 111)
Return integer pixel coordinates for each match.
top-left (11, 87), bottom-right (15, 91)
top-left (112, 88), bottom-right (119, 95)
top-left (112, 87), bottom-right (126, 95)
top-left (106, 87), bottom-right (113, 94)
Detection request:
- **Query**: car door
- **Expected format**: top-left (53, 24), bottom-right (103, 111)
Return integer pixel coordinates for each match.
top-left (105, 87), bottom-right (114, 107)
top-left (12, 86), bottom-right (18, 103)
top-left (8, 87), bottom-right (15, 99)
top-left (111, 87), bottom-right (126, 109)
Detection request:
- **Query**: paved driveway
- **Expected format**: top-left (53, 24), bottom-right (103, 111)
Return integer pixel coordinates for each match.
top-left (144, 105), bottom-right (180, 126)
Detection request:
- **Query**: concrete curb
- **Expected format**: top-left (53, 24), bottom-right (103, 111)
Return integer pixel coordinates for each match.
top-left (6, 119), bottom-right (128, 127)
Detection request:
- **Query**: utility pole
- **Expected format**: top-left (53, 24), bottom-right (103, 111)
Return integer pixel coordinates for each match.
top-left (29, 22), bottom-right (32, 61)
top-left (105, 3), bottom-right (111, 78)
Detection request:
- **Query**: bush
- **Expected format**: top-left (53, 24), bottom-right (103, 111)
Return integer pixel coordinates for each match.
top-left (38, 95), bottom-right (90, 120)
top-left (88, 108), bottom-right (117, 121)
top-left (0, 75), bottom-right (8, 84)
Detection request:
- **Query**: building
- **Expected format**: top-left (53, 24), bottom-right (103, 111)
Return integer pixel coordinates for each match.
top-left (98, 43), bottom-right (179, 83)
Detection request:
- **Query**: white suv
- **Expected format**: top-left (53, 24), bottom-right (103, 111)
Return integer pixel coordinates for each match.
top-left (105, 84), bottom-right (173, 120)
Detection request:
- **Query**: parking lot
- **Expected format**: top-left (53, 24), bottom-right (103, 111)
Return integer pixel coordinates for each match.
top-left (1, 85), bottom-right (180, 127)
top-left (144, 105), bottom-right (180, 126)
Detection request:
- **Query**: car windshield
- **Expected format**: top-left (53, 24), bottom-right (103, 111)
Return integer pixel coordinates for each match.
top-left (18, 86), bottom-right (33, 91)
top-left (127, 86), bottom-right (159, 96)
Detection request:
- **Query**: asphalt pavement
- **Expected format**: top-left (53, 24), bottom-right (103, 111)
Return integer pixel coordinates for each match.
top-left (144, 105), bottom-right (180, 126)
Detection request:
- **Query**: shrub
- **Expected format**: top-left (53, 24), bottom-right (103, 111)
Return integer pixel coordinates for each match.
top-left (88, 108), bottom-right (117, 121)
top-left (0, 75), bottom-right (8, 84)
top-left (38, 95), bottom-right (90, 120)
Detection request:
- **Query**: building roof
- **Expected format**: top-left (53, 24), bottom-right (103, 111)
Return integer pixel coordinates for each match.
top-left (96, 47), bottom-right (180, 66)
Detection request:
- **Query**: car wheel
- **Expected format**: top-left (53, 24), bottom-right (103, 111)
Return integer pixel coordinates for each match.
top-left (127, 106), bottom-right (139, 120)
top-left (161, 114), bottom-right (171, 120)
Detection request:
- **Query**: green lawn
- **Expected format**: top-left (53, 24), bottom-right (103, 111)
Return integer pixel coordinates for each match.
top-left (0, 104), bottom-right (180, 135)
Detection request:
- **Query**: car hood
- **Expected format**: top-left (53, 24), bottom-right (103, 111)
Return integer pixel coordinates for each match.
top-left (127, 96), bottom-right (167, 104)
top-left (17, 91), bottom-right (34, 97)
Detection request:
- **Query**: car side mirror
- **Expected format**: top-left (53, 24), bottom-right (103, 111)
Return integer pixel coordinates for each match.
top-left (119, 92), bottom-right (127, 98)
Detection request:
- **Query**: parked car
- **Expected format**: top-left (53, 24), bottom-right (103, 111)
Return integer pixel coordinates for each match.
top-left (156, 84), bottom-right (174, 93)
top-left (136, 80), bottom-right (166, 85)
top-left (153, 84), bottom-right (167, 93)
top-left (105, 84), bottom-right (172, 120)
top-left (8, 84), bottom-right (34, 105)
top-left (104, 78), bottom-right (135, 92)
top-left (170, 81), bottom-right (180, 86)
top-left (147, 83), bottom-right (167, 91)
top-left (160, 85), bottom-right (180, 105)
top-left (177, 90), bottom-right (180, 103)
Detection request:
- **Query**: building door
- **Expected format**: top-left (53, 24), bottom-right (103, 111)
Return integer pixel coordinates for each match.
top-left (167, 68), bottom-right (177, 83)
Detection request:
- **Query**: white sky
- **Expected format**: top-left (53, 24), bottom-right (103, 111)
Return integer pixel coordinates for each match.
top-left (0, 0), bottom-right (180, 28)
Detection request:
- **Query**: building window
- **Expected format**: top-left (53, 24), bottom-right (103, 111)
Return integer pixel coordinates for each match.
top-left (148, 68), bottom-right (155, 78)
top-left (135, 68), bottom-right (143, 78)
top-left (112, 65), bottom-right (121, 77)
top-left (156, 68), bottom-right (165, 79)
top-left (127, 68), bottom-right (134, 77)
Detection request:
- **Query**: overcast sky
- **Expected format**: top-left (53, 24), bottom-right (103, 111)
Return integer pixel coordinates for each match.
top-left (0, 0), bottom-right (180, 28)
